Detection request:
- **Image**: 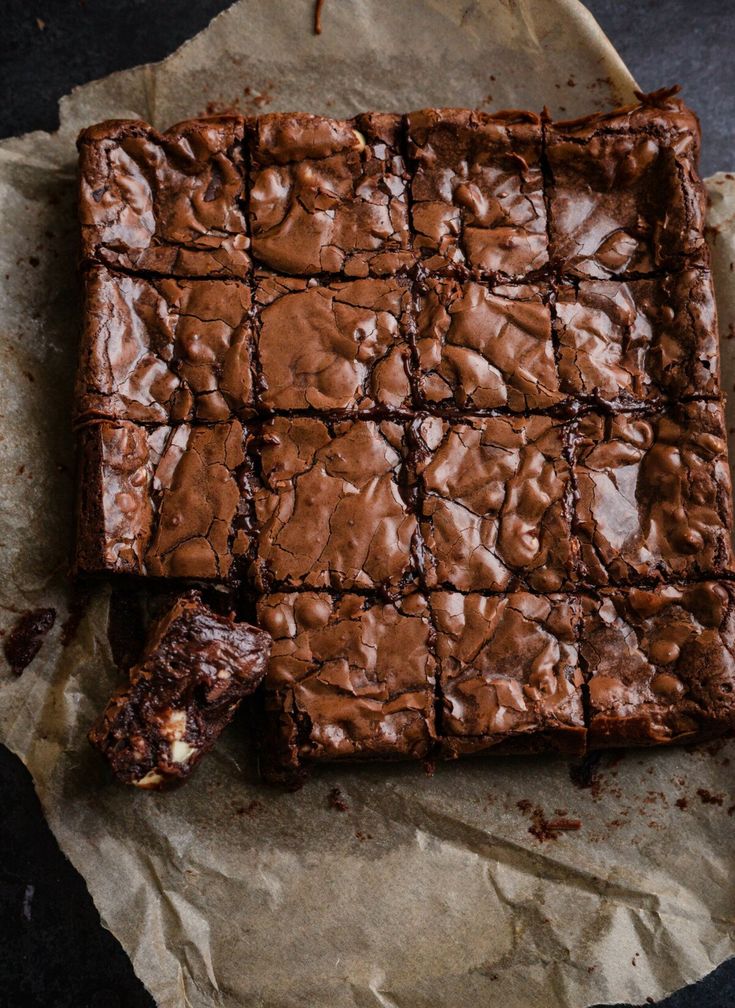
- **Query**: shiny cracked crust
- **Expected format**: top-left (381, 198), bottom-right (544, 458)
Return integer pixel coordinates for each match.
top-left (255, 272), bottom-right (413, 411)
top-left (431, 592), bottom-right (585, 756)
top-left (573, 401), bottom-right (735, 585)
top-left (76, 267), bottom-right (255, 424)
top-left (581, 582), bottom-right (735, 748)
top-left (249, 112), bottom-right (413, 277)
top-left (251, 416), bottom-right (418, 591)
top-left (89, 593), bottom-right (271, 789)
top-left (257, 591), bottom-right (436, 776)
top-left (78, 116), bottom-right (250, 277)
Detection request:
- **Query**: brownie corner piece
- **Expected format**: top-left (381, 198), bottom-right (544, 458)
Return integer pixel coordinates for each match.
top-left (256, 590), bottom-right (436, 777)
top-left (431, 591), bottom-right (585, 757)
top-left (77, 115), bottom-right (249, 277)
top-left (248, 111), bottom-right (412, 277)
top-left (581, 582), bottom-right (735, 748)
top-left (89, 592), bottom-right (272, 789)
top-left (407, 107), bottom-right (547, 278)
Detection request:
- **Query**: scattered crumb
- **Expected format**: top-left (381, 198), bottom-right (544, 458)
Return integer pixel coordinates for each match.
top-left (697, 788), bottom-right (724, 806)
top-left (516, 798), bottom-right (532, 813)
top-left (569, 752), bottom-right (602, 795)
top-left (4, 608), bottom-right (56, 675)
top-left (355, 830), bottom-right (372, 841)
top-left (423, 758), bottom-right (436, 777)
top-left (675, 797), bottom-right (688, 811)
top-left (35, 16), bottom-right (46, 30)
top-left (328, 786), bottom-right (348, 812)
top-left (314, 0), bottom-right (325, 35)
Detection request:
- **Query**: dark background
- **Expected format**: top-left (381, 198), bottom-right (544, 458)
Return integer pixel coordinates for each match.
top-left (1, 1), bottom-right (734, 1005)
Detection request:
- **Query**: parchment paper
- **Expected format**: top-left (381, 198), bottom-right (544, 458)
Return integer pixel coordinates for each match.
top-left (2, 2), bottom-right (734, 1006)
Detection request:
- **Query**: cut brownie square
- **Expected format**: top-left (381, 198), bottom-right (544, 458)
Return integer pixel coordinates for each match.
top-left (252, 416), bottom-right (418, 591)
top-left (431, 592), bottom-right (585, 756)
top-left (76, 266), bottom-right (254, 424)
top-left (77, 116), bottom-right (249, 277)
top-left (407, 109), bottom-right (547, 278)
top-left (76, 420), bottom-right (250, 579)
top-left (89, 592), bottom-right (271, 789)
top-left (257, 591), bottom-right (436, 780)
top-left (415, 277), bottom-right (562, 411)
top-left (546, 90), bottom-right (707, 278)
top-left (249, 113), bottom-right (412, 277)
top-left (255, 272), bottom-right (413, 411)
top-left (573, 401), bottom-right (734, 585)
top-left (581, 582), bottom-right (735, 747)
top-left (555, 269), bottom-right (720, 405)
top-left (415, 414), bottom-right (574, 592)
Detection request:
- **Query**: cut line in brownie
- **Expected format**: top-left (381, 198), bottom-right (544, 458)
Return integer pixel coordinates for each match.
top-left (254, 271), bottom-right (414, 412)
top-left (249, 112), bottom-right (413, 277)
top-left (78, 116), bottom-right (249, 277)
top-left (581, 582), bottom-right (735, 748)
top-left (76, 266), bottom-right (255, 425)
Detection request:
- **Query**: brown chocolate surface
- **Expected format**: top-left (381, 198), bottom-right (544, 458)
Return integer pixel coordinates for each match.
top-left (431, 592), bottom-right (585, 756)
top-left (546, 91), bottom-right (707, 278)
top-left (407, 108), bottom-right (547, 278)
top-left (78, 116), bottom-right (249, 277)
top-left (555, 269), bottom-right (720, 405)
top-left (414, 414), bottom-right (574, 592)
top-left (581, 582), bottom-right (735, 748)
top-left (257, 591), bottom-right (436, 775)
top-left (255, 272), bottom-right (413, 411)
top-left (249, 112), bottom-right (412, 277)
top-left (252, 416), bottom-right (418, 591)
top-left (76, 267), bottom-right (254, 424)
top-left (573, 401), bottom-right (734, 585)
top-left (89, 593), bottom-right (271, 789)
top-left (415, 278), bottom-right (561, 411)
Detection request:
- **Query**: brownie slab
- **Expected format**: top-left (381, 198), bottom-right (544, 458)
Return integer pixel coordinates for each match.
top-left (89, 593), bottom-right (271, 789)
top-left (546, 90), bottom-right (707, 278)
top-left (76, 267), bottom-right (255, 424)
top-left (573, 401), bottom-right (734, 585)
top-left (581, 583), bottom-right (735, 748)
top-left (407, 108), bottom-right (547, 278)
top-left (76, 420), bottom-right (250, 579)
top-left (431, 592), bottom-right (585, 756)
top-left (415, 278), bottom-right (561, 411)
top-left (249, 112), bottom-right (412, 277)
top-left (252, 416), bottom-right (418, 591)
top-left (255, 272), bottom-right (413, 411)
top-left (415, 414), bottom-right (574, 592)
top-left (257, 591), bottom-right (436, 779)
top-left (555, 269), bottom-right (720, 405)
top-left (78, 116), bottom-right (249, 277)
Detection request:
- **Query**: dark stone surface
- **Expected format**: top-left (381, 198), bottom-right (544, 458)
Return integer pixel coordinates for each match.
top-left (1, 1), bottom-right (734, 1005)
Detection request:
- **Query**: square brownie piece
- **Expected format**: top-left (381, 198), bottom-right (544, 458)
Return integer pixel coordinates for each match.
top-left (76, 267), bottom-right (255, 424)
top-left (255, 272), bottom-right (413, 411)
top-left (581, 583), bottom-right (735, 747)
top-left (415, 414), bottom-right (574, 592)
top-left (257, 591), bottom-right (436, 778)
top-left (78, 116), bottom-right (249, 277)
top-left (249, 113), bottom-right (412, 277)
top-left (407, 109), bottom-right (547, 278)
top-left (574, 402), bottom-right (734, 585)
top-left (431, 592), bottom-right (585, 756)
top-left (76, 420), bottom-right (250, 579)
top-left (555, 269), bottom-right (720, 406)
top-left (415, 277), bottom-right (561, 411)
top-left (546, 91), bottom-right (707, 278)
top-left (252, 416), bottom-right (418, 590)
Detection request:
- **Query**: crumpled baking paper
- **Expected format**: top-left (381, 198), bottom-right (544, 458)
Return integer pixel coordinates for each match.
top-left (1, 2), bottom-right (734, 1006)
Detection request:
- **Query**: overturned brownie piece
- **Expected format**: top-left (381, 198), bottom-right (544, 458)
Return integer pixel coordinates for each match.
top-left (555, 268), bottom-right (720, 406)
top-left (546, 89), bottom-right (707, 278)
top-left (89, 593), bottom-right (271, 789)
top-left (257, 591), bottom-right (436, 782)
top-left (431, 592), bottom-right (585, 757)
top-left (76, 267), bottom-right (255, 424)
top-left (581, 583), bottom-right (735, 747)
top-left (249, 112), bottom-right (412, 277)
top-left (573, 401), bottom-right (734, 585)
top-left (78, 116), bottom-right (249, 277)
top-left (255, 272), bottom-right (413, 411)
top-left (407, 108), bottom-right (547, 278)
